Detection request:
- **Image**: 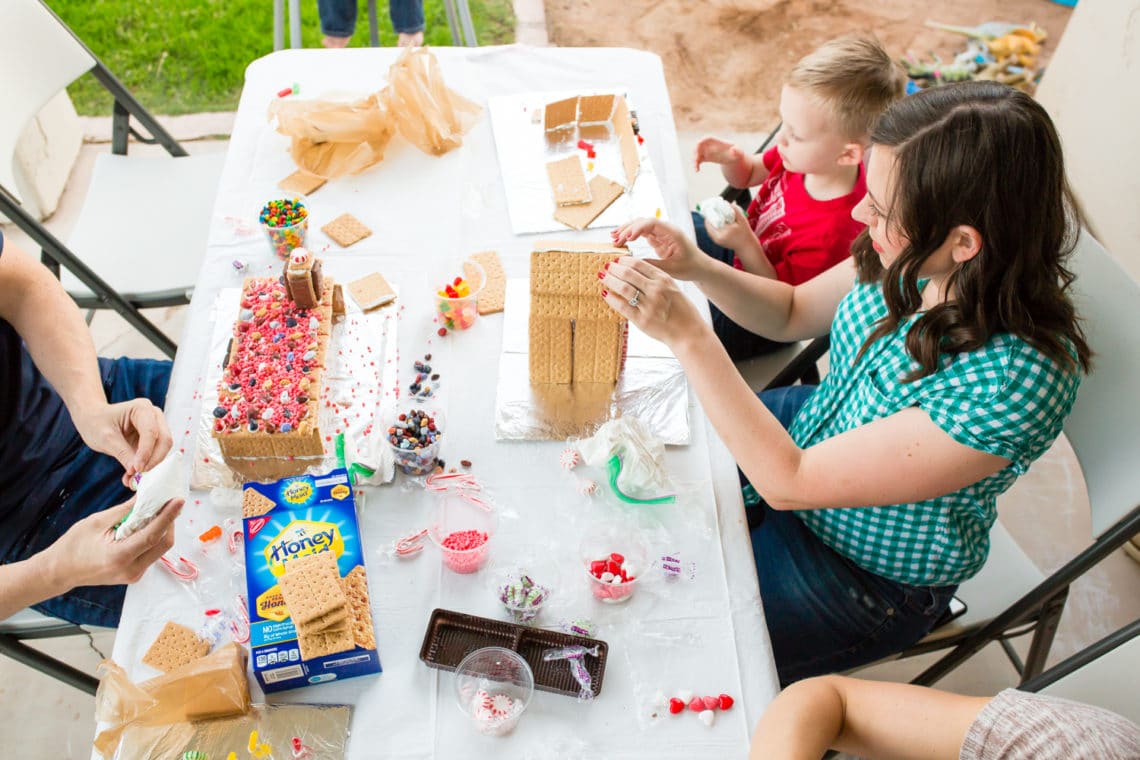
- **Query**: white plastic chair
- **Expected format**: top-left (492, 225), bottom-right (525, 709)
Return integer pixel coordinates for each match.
top-left (0, 0), bottom-right (224, 358)
top-left (0, 609), bottom-right (100, 694)
top-left (905, 229), bottom-right (1140, 685)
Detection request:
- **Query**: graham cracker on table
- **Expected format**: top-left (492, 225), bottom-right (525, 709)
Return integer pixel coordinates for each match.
top-left (278, 169), bottom-right (327, 196)
top-left (464, 250), bottom-right (505, 315)
top-left (142, 621), bottom-right (210, 673)
top-left (545, 155), bottom-right (591, 206)
top-left (578, 94), bottom-right (616, 123)
top-left (321, 213), bottom-right (372, 248)
top-left (544, 96), bottom-right (579, 131)
top-left (277, 551), bottom-right (348, 627)
top-left (612, 96), bottom-right (641, 188)
top-left (347, 272), bottom-right (396, 311)
top-left (242, 488), bottom-right (277, 518)
top-left (553, 175), bottom-right (624, 230)
top-left (340, 565), bottom-right (377, 650)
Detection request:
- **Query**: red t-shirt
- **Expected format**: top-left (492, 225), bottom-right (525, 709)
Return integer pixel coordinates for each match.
top-left (740, 146), bottom-right (866, 285)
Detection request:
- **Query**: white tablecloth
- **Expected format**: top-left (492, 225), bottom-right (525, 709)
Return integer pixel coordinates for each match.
top-left (107, 45), bottom-right (778, 759)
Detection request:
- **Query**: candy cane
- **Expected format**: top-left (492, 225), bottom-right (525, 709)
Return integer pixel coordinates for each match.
top-left (229, 595), bottom-right (250, 643)
top-left (224, 518), bottom-right (243, 554)
top-left (159, 554), bottom-right (199, 581)
top-left (395, 529), bottom-right (428, 558)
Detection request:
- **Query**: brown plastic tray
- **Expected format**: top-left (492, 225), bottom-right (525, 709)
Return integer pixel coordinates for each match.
top-left (419, 608), bottom-right (608, 698)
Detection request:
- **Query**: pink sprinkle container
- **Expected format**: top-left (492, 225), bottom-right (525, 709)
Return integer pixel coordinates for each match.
top-left (429, 494), bottom-right (498, 574)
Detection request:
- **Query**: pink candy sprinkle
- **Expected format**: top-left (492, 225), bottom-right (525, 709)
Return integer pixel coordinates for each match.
top-left (440, 529), bottom-right (489, 573)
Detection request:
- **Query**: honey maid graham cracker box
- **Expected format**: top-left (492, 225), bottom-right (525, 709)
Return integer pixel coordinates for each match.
top-left (242, 468), bottom-right (381, 693)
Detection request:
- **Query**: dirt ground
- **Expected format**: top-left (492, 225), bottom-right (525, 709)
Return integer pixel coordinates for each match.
top-left (543, 0), bottom-right (1072, 132)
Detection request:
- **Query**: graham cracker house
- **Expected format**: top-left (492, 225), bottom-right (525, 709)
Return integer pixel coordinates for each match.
top-left (529, 241), bottom-right (629, 385)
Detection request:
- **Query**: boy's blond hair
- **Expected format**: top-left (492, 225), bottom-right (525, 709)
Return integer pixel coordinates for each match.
top-left (788, 36), bottom-right (907, 140)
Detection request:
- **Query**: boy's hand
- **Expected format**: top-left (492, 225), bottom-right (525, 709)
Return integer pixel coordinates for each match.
top-left (705, 206), bottom-right (754, 251)
top-left (41, 497), bottom-right (183, 591)
top-left (694, 137), bottom-right (745, 172)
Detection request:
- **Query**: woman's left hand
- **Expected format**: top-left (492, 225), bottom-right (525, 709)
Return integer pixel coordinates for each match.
top-left (600, 256), bottom-right (709, 348)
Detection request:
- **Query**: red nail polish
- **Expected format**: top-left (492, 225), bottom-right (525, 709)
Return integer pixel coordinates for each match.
top-left (597, 270), bottom-right (605, 279)
top-left (604, 262), bottom-right (611, 270)
top-left (613, 256), bottom-right (621, 262)
top-left (601, 289), bottom-right (608, 297)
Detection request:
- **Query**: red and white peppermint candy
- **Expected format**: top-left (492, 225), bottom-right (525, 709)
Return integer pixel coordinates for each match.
top-left (559, 448), bottom-right (581, 470)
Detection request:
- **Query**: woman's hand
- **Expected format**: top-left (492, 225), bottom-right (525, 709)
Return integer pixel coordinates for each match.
top-left (74, 399), bottom-right (173, 486)
top-left (599, 256), bottom-right (710, 349)
top-left (611, 218), bottom-right (709, 282)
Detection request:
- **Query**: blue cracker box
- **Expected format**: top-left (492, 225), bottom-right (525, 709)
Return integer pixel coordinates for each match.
top-left (242, 468), bottom-right (381, 693)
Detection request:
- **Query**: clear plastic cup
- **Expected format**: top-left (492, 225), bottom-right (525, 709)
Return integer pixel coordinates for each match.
top-left (383, 406), bottom-right (444, 476)
top-left (488, 555), bottom-right (561, 624)
top-left (579, 521), bottom-right (649, 604)
top-left (429, 493), bottom-right (498, 574)
top-left (434, 261), bottom-right (485, 332)
top-left (454, 647), bottom-right (534, 736)
top-left (260, 200), bottom-right (309, 260)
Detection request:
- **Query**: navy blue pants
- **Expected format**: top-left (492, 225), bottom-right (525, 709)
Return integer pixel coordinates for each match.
top-left (691, 210), bottom-right (791, 361)
top-left (747, 385), bottom-right (957, 685)
top-left (4, 357), bottom-right (172, 627)
top-left (318, 0), bottom-right (425, 37)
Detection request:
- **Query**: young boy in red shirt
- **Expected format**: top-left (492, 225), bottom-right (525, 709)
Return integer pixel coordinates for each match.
top-left (692, 36), bottom-right (906, 358)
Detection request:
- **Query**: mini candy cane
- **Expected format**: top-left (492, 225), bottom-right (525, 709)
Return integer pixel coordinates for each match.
top-left (460, 492), bottom-right (493, 512)
top-left (225, 518), bottom-right (243, 554)
top-left (395, 529), bottom-right (428, 558)
top-left (159, 554), bottom-right (199, 581)
top-left (229, 595), bottom-right (250, 643)
top-left (543, 645), bottom-right (600, 700)
top-left (291, 736), bottom-right (313, 760)
top-left (425, 471), bottom-right (482, 492)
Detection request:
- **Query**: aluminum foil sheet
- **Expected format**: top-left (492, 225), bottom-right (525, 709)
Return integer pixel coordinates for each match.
top-left (112, 703), bottom-right (352, 760)
top-left (488, 90), bottom-right (669, 235)
top-left (495, 280), bottom-right (690, 444)
top-left (192, 285), bottom-right (398, 488)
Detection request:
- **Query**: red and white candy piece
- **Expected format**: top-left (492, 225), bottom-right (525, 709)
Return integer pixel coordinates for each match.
top-left (560, 447), bottom-right (581, 470)
top-left (577, 477), bottom-right (598, 496)
top-left (664, 690), bottom-right (735, 725)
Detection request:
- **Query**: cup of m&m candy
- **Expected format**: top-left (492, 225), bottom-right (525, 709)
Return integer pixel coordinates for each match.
top-left (260, 198), bottom-right (309, 260)
top-left (434, 261), bottom-right (484, 331)
top-left (384, 406), bottom-right (444, 476)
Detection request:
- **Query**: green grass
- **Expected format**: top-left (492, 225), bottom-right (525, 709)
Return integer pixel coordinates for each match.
top-left (53, 0), bottom-right (516, 116)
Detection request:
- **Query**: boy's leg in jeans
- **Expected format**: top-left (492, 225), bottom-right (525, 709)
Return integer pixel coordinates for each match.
top-left (318, 0), bottom-right (357, 44)
top-left (745, 385), bottom-right (956, 686)
top-left (390, 0), bottom-right (424, 45)
top-left (690, 211), bottom-right (791, 361)
top-left (19, 358), bottom-right (173, 628)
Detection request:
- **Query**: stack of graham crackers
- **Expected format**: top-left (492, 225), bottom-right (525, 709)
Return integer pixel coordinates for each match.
top-left (277, 551), bottom-right (376, 661)
top-left (529, 241), bottom-right (630, 384)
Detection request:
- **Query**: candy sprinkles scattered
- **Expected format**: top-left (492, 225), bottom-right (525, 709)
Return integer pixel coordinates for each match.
top-left (408, 354), bottom-right (439, 399)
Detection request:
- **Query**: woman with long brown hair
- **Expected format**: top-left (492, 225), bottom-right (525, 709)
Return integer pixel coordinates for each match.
top-left (602, 81), bottom-right (1090, 686)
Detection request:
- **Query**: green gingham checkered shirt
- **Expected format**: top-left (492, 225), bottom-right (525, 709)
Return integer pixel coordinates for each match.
top-left (790, 280), bottom-right (1081, 586)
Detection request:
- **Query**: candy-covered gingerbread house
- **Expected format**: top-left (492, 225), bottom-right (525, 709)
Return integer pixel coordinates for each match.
top-left (529, 241), bottom-right (628, 385)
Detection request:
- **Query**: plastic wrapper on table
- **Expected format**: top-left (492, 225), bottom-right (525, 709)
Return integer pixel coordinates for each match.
top-left (267, 47), bottom-right (479, 178)
top-left (106, 703), bottom-right (351, 760)
top-left (94, 643), bottom-right (251, 758)
top-left (192, 288), bottom-right (396, 488)
top-left (495, 280), bottom-right (690, 443)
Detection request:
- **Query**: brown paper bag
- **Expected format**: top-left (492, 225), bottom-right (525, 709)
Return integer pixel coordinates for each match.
top-left (268, 47), bottom-right (481, 179)
top-left (380, 47), bottom-right (482, 156)
top-left (93, 643), bottom-right (250, 758)
top-left (269, 93), bottom-right (396, 178)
